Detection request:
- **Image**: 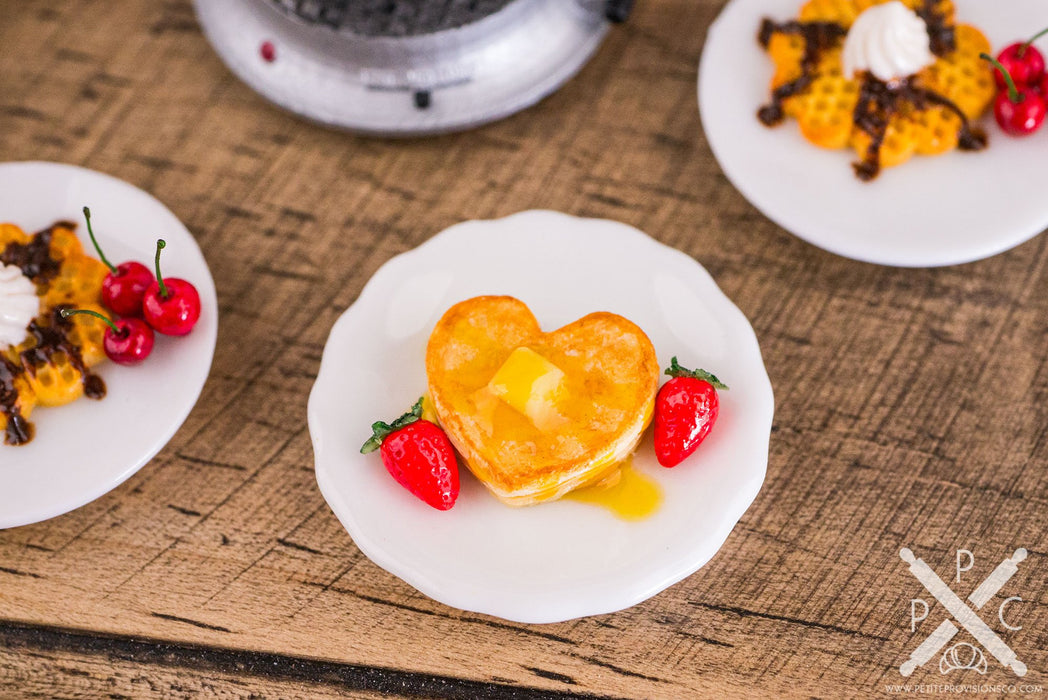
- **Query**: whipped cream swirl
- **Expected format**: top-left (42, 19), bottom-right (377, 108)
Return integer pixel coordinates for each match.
top-left (842, 1), bottom-right (934, 83)
top-left (0, 264), bottom-right (38, 350)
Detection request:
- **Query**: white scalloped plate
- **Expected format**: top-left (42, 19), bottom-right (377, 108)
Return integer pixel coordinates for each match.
top-left (699, 0), bottom-right (1048, 267)
top-left (0, 162), bottom-right (218, 529)
top-left (309, 211), bottom-right (773, 623)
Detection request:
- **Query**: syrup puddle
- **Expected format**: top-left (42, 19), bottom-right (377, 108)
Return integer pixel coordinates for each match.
top-left (420, 392), bottom-right (439, 424)
top-left (565, 457), bottom-right (662, 521)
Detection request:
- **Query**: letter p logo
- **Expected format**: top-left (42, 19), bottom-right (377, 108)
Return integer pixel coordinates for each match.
top-left (957, 549), bottom-right (974, 583)
top-left (911, 598), bottom-right (929, 632)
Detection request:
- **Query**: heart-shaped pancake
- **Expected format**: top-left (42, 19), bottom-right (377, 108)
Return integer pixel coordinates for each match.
top-left (426, 296), bottom-right (658, 506)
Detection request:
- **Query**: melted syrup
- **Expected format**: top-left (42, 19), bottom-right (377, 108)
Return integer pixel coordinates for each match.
top-left (565, 457), bottom-right (663, 521)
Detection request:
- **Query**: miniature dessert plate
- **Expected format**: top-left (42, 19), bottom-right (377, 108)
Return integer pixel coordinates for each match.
top-left (699, 0), bottom-right (1048, 267)
top-left (0, 162), bottom-right (218, 528)
top-left (309, 211), bottom-right (774, 623)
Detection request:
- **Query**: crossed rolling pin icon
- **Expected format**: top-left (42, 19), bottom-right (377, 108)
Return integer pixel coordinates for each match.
top-left (900, 548), bottom-right (1027, 677)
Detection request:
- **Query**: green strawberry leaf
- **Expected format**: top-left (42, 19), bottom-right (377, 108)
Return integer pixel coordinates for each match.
top-left (360, 397), bottom-right (424, 454)
top-left (664, 356), bottom-right (728, 390)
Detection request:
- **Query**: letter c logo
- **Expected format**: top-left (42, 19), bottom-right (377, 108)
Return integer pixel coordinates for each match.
top-left (999, 596), bottom-right (1022, 631)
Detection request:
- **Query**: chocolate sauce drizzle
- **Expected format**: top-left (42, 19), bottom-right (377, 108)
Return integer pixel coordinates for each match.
top-left (915, 0), bottom-right (956, 57)
top-left (757, 1), bottom-right (985, 180)
top-left (852, 75), bottom-right (986, 181)
top-left (1, 356), bottom-right (32, 446)
top-left (0, 221), bottom-right (74, 283)
top-left (22, 306), bottom-right (107, 401)
top-left (757, 19), bottom-right (848, 127)
top-left (2, 305), bottom-right (107, 447)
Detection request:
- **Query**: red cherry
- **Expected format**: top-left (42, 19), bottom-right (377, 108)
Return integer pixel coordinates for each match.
top-left (142, 239), bottom-right (201, 336)
top-left (982, 52), bottom-right (1048, 136)
top-left (102, 261), bottom-right (155, 317)
top-left (144, 278), bottom-right (200, 335)
top-left (1035, 72), bottom-right (1048, 98)
top-left (995, 42), bottom-right (1045, 89)
top-left (83, 207), bottom-right (156, 316)
top-left (994, 90), bottom-right (1047, 136)
top-left (60, 310), bottom-right (154, 365)
top-left (103, 317), bottom-right (155, 365)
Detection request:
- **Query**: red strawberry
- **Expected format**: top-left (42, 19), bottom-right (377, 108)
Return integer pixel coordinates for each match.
top-left (653, 357), bottom-right (727, 468)
top-left (361, 398), bottom-right (459, 510)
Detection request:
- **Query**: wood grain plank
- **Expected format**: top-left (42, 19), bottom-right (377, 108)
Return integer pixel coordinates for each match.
top-left (1, 0), bottom-right (1047, 697)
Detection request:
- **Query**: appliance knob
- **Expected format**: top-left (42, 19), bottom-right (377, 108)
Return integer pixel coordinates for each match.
top-left (605, 0), bottom-right (634, 23)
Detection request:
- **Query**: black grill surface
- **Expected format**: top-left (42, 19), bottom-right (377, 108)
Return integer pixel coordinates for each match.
top-left (270, 0), bottom-right (519, 36)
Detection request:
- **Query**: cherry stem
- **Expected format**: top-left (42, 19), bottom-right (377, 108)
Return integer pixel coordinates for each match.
top-left (60, 308), bottom-right (125, 337)
top-left (1020, 27), bottom-right (1048, 55)
top-left (980, 53), bottom-right (1021, 103)
top-left (82, 206), bottom-right (117, 274)
top-left (154, 239), bottom-right (169, 299)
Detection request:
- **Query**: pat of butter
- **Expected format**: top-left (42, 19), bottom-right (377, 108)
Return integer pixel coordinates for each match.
top-left (488, 347), bottom-right (566, 431)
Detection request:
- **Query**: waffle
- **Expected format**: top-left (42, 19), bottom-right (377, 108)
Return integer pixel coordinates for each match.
top-left (759, 0), bottom-right (994, 179)
top-left (1, 222), bottom-right (109, 446)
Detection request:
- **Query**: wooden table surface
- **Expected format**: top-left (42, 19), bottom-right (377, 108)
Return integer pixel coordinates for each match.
top-left (2, 1), bottom-right (1047, 697)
